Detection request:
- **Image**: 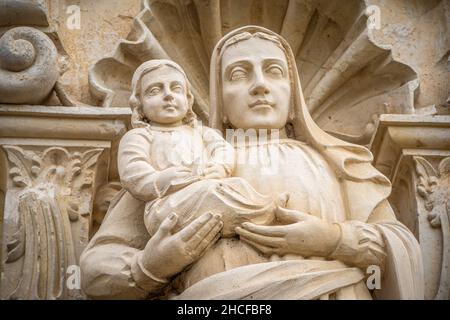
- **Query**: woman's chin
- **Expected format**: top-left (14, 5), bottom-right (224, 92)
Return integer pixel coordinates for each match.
top-left (240, 121), bottom-right (286, 131)
top-left (232, 112), bottom-right (286, 130)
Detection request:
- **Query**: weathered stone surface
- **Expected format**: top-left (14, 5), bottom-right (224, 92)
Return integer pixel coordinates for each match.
top-left (46, 0), bottom-right (142, 106)
top-left (368, 0), bottom-right (450, 111)
top-left (371, 114), bottom-right (450, 300)
top-left (0, 0), bottom-right (49, 27)
top-left (0, 106), bottom-right (130, 299)
top-left (0, 0), bottom-right (448, 300)
top-left (80, 27), bottom-right (423, 300)
top-left (0, 27), bottom-right (58, 104)
top-left (88, 0), bottom-right (422, 144)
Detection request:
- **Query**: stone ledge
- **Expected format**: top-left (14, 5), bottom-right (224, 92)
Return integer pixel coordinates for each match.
top-left (0, 105), bottom-right (131, 140)
top-left (370, 114), bottom-right (450, 180)
top-left (0, 105), bottom-right (132, 118)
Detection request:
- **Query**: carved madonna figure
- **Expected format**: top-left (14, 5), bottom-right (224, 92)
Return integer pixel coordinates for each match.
top-left (80, 26), bottom-right (424, 300)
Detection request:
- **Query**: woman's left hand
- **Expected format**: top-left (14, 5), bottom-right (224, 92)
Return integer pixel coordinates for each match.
top-left (236, 206), bottom-right (341, 258)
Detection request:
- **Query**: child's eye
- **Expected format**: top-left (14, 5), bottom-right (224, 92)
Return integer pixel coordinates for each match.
top-left (230, 67), bottom-right (248, 81)
top-left (148, 87), bottom-right (161, 96)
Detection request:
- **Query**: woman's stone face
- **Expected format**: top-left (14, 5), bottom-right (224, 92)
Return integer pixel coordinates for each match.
top-left (221, 37), bottom-right (291, 130)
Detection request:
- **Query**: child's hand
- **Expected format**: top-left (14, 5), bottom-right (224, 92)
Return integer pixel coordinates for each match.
top-left (202, 163), bottom-right (228, 180)
top-left (158, 166), bottom-right (196, 187)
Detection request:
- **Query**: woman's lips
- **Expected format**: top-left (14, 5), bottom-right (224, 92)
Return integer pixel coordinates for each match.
top-left (249, 100), bottom-right (275, 110)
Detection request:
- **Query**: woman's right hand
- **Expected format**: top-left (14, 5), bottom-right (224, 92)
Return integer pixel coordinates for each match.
top-left (141, 212), bottom-right (223, 281)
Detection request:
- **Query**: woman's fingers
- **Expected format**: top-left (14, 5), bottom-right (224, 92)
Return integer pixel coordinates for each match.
top-left (235, 227), bottom-right (285, 248)
top-left (240, 238), bottom-right (276, 256)
top-left (276, 206), bottom-right (308, 224)
top-left (158, 212), bottom-right (178, 235)
top-left (241, 222), bottom-right (287, 237)
top-left (185, 214), bottom-right (222, 251)
top-left (191, 220), bottom-right (223, 257)
top-left (178, 212), bottom-right (214, 241)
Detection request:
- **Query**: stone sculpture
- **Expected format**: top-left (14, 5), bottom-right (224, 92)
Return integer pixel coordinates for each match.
top-left (80, 26), bottom-right (424, 300)
top-left (0, 26), bottom-right (58, 104)
top-left (89, 0), bottom-right (421, 145)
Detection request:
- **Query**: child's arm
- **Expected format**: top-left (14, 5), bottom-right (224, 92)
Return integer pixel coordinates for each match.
top-left (201, 127), bottom-right (235, 179)
top-left (119, 128), bottom-right (197, 201)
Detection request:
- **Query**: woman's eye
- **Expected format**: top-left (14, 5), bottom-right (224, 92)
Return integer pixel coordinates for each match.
top-left (266, 65), bottom-right (284, 77)
top-left (171, 85), bottom-right (183, 93)
top-left (230, 68), bottom-right (248, 81)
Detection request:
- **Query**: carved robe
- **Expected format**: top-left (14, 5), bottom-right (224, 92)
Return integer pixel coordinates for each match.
top-left (174, 139), bottom-right (422, 299)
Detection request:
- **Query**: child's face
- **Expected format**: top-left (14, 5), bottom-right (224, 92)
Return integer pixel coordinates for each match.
top-left (140, 65), bottom-right (190, 125)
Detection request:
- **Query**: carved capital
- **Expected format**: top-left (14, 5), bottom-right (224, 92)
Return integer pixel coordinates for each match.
top-left (371, 114), bottom-right (450, 300)
top-left (414, 157), bottom-right (450, 223)
top-left (413, 156), bottom-right (450, 300)
top-left (0, 105), bottom-right (130, 299)
top-left (1, 145), bottom-right (104, 299)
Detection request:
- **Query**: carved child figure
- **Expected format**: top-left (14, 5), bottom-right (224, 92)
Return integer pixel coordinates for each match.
top-left (120, 60), bottom-right (278, 248)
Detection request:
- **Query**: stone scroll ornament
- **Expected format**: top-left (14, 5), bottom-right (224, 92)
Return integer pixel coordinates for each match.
top-left (415, 156), bottom-right (450, 300)
top-left (0, 26), bottom-right (58, 104)
top-left (2, 146), bottom-right (103, 299)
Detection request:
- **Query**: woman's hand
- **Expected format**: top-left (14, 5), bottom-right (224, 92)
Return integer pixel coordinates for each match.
top-left (141, 212), bottom-right (223, 280)
top-left (236, 206), bottom-right (341, 258)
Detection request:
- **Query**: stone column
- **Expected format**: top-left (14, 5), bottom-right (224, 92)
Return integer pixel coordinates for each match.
top-left (371, 114), bottom-right (450, 300)
top-left (0, 105), bottom-right (130, 299)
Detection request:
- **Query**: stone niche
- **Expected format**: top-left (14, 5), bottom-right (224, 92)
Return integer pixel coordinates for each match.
top-left (0, 0), bottom-right (449, 300)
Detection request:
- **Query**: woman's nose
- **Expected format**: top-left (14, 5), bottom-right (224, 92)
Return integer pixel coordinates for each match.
top-left (249, 71), bottom-right (270, 96)
top-left (163, 89), bottom-right (174, 101)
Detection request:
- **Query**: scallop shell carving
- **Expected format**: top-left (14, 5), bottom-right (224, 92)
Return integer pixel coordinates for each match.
top-left (89, 0), bottom-right (418, 144)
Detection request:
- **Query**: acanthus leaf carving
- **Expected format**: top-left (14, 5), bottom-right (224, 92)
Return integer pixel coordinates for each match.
top-left (1, 145), bottom-right (104, 300)
top-left (438, 157), bottom-right (450, 177)
top-left (5, 146), bottom-right (34, 188)
top-left (414, 156), bottom-right (438, 214)
top-left (413, 156), bottom-right (450, 300)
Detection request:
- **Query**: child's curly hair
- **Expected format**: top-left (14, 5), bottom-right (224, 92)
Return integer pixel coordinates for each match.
top-left (129, 59), bottom-right (197, 128)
